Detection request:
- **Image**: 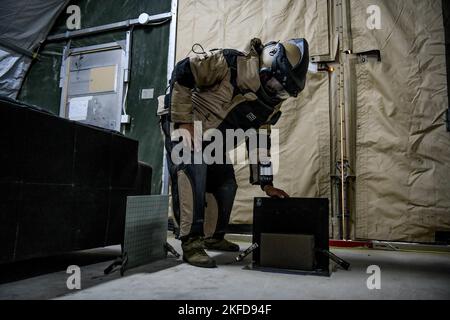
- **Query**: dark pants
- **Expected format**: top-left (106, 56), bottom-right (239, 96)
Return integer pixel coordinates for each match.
top-left (161, 116), bottom-right (238, 241)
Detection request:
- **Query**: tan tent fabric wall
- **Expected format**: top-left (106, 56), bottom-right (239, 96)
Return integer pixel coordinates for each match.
top-left (176, 0), bottom-right (332, 225)
top-left (176, 0), bottom-right (330, 59)
top-left (350, 0), bottom-right (450, 242)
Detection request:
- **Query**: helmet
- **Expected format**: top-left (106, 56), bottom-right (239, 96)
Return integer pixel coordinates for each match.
top-left (259, 38), bottom-right (309, 99)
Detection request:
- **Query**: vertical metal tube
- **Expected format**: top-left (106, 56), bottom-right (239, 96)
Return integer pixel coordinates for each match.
top-left (336, 0), bottom-right (347, 240)
top-left (339, 80), bottom-right (347, 241)
top-left (342, 0), bottom-right (355, 240)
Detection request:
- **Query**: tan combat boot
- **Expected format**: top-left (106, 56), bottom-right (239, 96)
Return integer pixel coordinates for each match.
top-left (182, 236), bottom-right (217, 268)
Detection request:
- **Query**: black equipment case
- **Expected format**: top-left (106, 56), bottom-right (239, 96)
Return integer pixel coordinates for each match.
top-left (0, 97), bottom-right (151, 264)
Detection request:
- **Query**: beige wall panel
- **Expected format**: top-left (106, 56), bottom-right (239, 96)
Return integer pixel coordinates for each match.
top-left (231, 72), bottom-right (330, 224)
top-left (177, 0), bottom-right (330, 60)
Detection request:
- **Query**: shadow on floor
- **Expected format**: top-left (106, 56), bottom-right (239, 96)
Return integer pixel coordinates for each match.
top-left (209, 248), bottom-right (450, 279)
top-left (0, 247), bottom-right (121, 285)
top-left (334, 249), bottom-right (450, 275)
top-left (92, 257), bottom-right (184, 281)
top-left (55, 256), bottom-right (184, 300)
top-left (0, 249), bottom-right (184, 300)
top-left (0, 246), bottom-right (185, 287)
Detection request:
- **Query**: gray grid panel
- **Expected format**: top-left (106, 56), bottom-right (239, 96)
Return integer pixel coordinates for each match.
top-left (123, 195), bottom-right (169, 271)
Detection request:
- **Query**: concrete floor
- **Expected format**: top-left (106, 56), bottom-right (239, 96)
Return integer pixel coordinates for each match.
top-left (0, 234), bottom-right (449, 300)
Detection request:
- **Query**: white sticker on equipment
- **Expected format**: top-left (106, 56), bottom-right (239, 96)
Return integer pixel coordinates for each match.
top-left (68, 96), bottom-right (92, 120)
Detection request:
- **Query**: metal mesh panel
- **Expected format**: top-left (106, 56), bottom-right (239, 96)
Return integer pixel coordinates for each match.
top-left (122, 195), bottom-right (168, 272)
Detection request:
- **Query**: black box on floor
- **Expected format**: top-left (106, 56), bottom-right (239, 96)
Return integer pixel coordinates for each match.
top-left (252, 197), bottom-right (329, 276)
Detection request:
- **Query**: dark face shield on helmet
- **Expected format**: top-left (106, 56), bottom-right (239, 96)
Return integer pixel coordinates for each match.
top-left (260, 38), bottom-right (310, 98)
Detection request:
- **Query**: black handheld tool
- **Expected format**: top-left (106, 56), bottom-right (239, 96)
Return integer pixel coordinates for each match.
top-left (235, 243), bottom-right (259, 262)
